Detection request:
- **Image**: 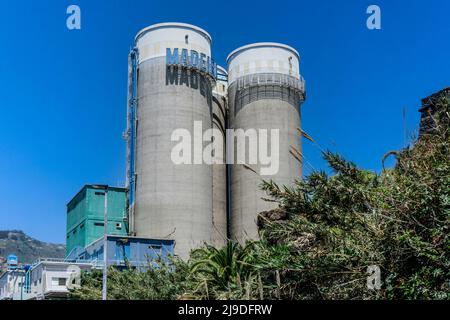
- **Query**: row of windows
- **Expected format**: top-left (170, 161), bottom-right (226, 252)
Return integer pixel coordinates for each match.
top-left (67, 222), bottom-right (123, 239)
top-left (67, 188), bottom-right (114, 213)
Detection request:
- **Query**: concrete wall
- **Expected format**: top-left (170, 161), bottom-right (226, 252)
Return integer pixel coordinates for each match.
top-left (228, 97), bottom-right (302, 241)
top-left (133, 23), bottom-right (214, 259)
top-left (227, 43), bottom-right (305, 242)
top-left (211, 68), bottom-right (228, 247)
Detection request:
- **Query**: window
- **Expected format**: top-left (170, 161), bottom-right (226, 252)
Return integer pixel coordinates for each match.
top-left (149, 244), bottom-right (163, 256)
top-left (94, 222), bottom-right (104, 227)
top-left (51, 277), bottom-right (67, 286)
top-left (95, 192), bottom-right (105, 196)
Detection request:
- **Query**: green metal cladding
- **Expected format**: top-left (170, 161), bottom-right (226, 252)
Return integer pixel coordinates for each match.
top-left (66, 185), bottom-right (128, 256)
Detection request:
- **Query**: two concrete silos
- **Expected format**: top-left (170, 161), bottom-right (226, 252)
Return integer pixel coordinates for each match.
top-left (125, 23), bottom-right (305, 259)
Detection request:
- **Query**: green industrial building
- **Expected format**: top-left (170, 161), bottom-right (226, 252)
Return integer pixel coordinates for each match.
top-left (66, 185), bottom-right (128, 257)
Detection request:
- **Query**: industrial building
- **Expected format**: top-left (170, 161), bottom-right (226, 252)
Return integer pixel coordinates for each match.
top-left (61, 22), bottom-right (306, 264)
top-left (123, 22), bottom-right (306, 258)
top-left (227, 43), bottom-right (305, 240)
top-left (65, 185), bottom-right (176, 266)
top-left (211, 65), bottom-right (229, 247)
top-left (0, 234), bottom-right (174, 300)
top-left (419, 87), bottom-right (450, 136)
top-left (5, 21), bottom-right (449, 301)
top-left (65, 185), bottom-right (129, 258)
top-left (74, 235), bottom-right (174, 269)
top-left (125, 23), bottom-right (218, 260)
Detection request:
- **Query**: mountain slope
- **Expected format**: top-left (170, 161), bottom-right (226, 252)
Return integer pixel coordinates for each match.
top-left (0, 230), bottom-right (65, 264)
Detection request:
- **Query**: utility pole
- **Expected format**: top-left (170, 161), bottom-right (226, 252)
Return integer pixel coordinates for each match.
top-left (21, 271), bottom-right (24, 300)
top-left (102, 185), bottom-right (109, 300)
top-left (93, 184), bottom-right (109, 301)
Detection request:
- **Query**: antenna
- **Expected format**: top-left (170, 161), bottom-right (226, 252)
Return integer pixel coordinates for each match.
top-left (402, 106), bottom-right (407, 147)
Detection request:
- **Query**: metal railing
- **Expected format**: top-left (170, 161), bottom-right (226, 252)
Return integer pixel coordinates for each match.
top-left (232, 72), bottom-right (305, 94)
top-left (229, 73), bottom-right (306, 115)
top-left (34, 257), bottom-right (91, 264)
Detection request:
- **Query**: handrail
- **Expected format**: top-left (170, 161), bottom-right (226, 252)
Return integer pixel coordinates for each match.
top-left (33, 257), bottom-right (91, 264)
top-left (231, 72), bottom-right (306, 94)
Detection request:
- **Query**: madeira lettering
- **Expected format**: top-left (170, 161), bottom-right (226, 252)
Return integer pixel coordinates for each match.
top-left (166, 48), bottom-right (217, 79)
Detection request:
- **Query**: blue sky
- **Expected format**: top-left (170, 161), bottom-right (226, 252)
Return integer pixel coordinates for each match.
top-left (0, 0), bottom-right (448, 244)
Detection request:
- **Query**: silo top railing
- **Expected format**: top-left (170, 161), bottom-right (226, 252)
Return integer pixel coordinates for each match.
top-left (232, 73), bottom-right (306, 97)
top-left (230, 73), bottom-right (306, 115)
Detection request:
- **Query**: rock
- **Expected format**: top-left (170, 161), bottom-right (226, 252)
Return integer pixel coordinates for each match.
top-left (292, 233), bottom-right (316, 250)
top-left (257, 208), bottom-right (288, 229)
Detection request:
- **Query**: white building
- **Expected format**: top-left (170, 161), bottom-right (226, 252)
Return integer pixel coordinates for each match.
top-left (28, 259), bottom-right (92, 300)
top-left (0, 269), bottom-right (26, 300)
top-left (0, 259), bottom-right (92, 300)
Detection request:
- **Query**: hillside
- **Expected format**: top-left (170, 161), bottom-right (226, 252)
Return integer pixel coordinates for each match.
top-left (0, 230), bottom-right (65, 265)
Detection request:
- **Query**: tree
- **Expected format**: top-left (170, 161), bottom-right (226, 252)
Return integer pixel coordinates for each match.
top-left (70, 258), bottom-right (189, 300)
top-left (252, 95), bottom-right (449, 299)
top-left (72, 95), bottom-right (449, 300)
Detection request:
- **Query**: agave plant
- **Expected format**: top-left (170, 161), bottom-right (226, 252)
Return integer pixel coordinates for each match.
top-left (188, 241), bottom-right (256, 299)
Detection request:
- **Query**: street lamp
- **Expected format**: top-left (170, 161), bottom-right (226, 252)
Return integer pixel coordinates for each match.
top-left (92, 184), bottom-right (108, 301)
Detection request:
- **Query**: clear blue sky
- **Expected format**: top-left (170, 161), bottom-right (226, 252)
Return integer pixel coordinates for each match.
top-left (0, 0), bottom-right (448, 244)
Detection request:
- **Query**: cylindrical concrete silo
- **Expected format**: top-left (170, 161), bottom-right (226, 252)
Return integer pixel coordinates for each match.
top-left (227, 43), bottom-right (306, 242)
top-left (211, 66), bottom-right (228, 247)
top-left (131, 23), bottom-right (215, 259)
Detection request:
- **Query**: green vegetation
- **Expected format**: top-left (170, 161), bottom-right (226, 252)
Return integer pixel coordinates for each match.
top-left (72, 96), bottom-right (449, 300)
top-left (71, 258), bottom-right (189, 300)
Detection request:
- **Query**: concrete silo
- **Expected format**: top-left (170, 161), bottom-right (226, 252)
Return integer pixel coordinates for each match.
top-left (127, 23), bottom-right (217, 259)
top-left (211, 66), bottom-right (228, 247)
top-left (227, 43), bottom-right (306, 242)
